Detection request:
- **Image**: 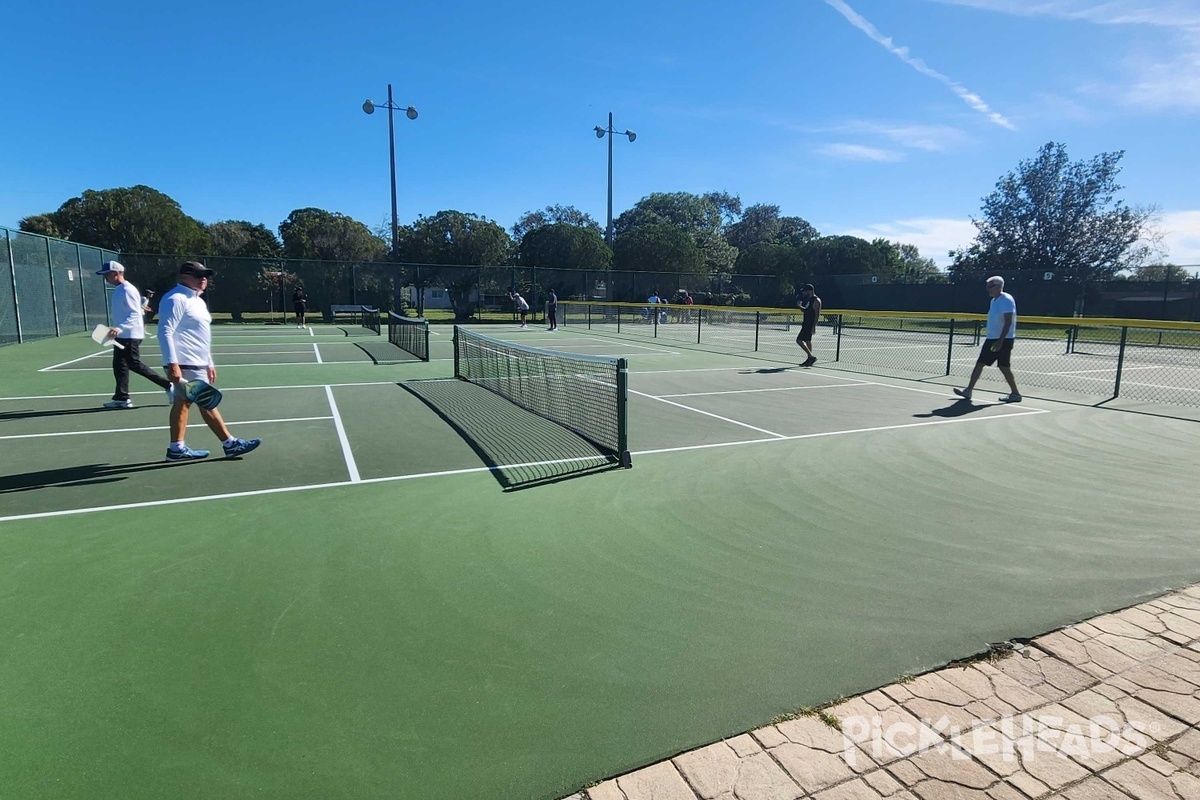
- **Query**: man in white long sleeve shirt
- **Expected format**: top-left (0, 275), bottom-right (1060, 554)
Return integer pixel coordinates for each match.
top-left (157, 261), bottom-right (261, 461)
top-left (97, 261), bottom-right (172, 409)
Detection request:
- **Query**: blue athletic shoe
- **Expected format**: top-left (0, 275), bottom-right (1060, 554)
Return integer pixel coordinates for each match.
top-left (166, 446), bottom-right (210, 461)
top-left (222, 438), bottom-right (261, 458)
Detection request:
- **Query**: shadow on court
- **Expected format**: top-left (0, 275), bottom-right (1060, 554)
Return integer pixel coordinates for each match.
top-left (912, 399), bottom-right (997, 418)
top-left (0, 459), bottom-right (223, 494)
top-left (400, 379), bottom-right (622, 491)
top-left (0, 407), bottom-right (116, 421)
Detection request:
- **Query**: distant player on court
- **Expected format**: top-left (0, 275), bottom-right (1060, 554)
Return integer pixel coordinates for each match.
top-left (510, 291), bottom-right (529, 328)
top-left (954, 275), bottom-right (1022, 403)
top-left (796, 283), bottom-right (821, 367)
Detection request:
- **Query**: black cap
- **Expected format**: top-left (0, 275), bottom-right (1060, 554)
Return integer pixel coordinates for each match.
top-left (802, 283), bottom-right (815, 292)
top-left (180, 261), bottom-right (214, 278)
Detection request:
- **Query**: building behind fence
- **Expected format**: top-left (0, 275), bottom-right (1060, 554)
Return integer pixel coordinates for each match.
top-left (3, 226), bottom-right (1198, 347)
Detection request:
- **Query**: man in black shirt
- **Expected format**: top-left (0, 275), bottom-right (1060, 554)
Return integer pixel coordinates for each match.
top-left (796, 283), bottom-right (822, 366)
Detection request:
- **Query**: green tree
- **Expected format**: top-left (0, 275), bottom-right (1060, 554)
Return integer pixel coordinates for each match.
top-left (207, 220), bottom-right (283, 258)
top-left (613, 222), bottom-right (705, 276)
top-left (519, 223), bottom-right (611, 271)
top-left (891, 242), bottom-right (945, 283)
top-left (278, 208), bottom-right (388, 262)
top-left (1130, 263), bottom-right (1192, 282)
top-left (614, 192), bottom-right (725, 237)
top-left (725, 204), bottom-right (820, 252)
top-left (399, 210), bottom-right (513, 320)
top-left (951, 142), bottom-right (1155, 282)
top-left (511, 205), bottom-right (602, 240)
top-left (799, 235), bottom-right (893, 277)
top-left (17, 214), bottom-right (62, 238)
top-left (27, 185), bottom-right (210, 254)
top-left (204, 221), bottom-right (285, 322)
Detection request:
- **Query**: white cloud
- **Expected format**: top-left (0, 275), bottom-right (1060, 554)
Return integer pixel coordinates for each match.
top-left (927, 1), bottom-right (1200, 27)
top-left (928, 0), bottom-right (1200, 112)
top-left (816, 143), bottom-right (905, 162)
top-left (834, 218), bottom-right (979, 265)
top-left (1157, 211), bottom-right (1200, 266)
top-left (824, 0), bottom-right (1016, 129)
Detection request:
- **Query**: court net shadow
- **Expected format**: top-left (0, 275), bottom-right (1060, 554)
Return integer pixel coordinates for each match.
top-left (400, 379), bottom-right (621, 491)
top-left (354, 340), bottom-right (419, 365)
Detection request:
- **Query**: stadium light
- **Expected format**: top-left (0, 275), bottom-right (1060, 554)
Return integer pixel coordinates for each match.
top-left (593, 112), bottom-right (636, 248)
top-left (362, 84), bottom-right (419, 258)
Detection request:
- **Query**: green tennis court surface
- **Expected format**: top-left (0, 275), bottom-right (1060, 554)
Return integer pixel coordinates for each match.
top-left (2, 323), bottom-right (1198, 799)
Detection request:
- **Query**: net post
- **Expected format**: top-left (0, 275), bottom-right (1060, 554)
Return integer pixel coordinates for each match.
top-left (653, 302), bottom-right (658, 337)
top-left (616, 303), bottom-right (621, 333)
top-left (1112, 326), bottom-right (1128, 398)
top-left (617, 358), bottom-right (632, 468)
top-left (835, 314), bottom-right (842, 362)
top-left (453, 324), bottom-right (460, 377)
top-left (754, 311), bottom-right (761, 352)
top-left (696, 307), bottom-right (702, 344)
top-left (945, 318), bottom-right (955, 376)
top-left (422, 318), bottom-right (430, 362)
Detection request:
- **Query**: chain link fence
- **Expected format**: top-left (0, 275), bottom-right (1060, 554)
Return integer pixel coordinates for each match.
top-left (0, 226), bottom-right (119, 346)
top-left (561, 301), bottom-right (1200, 408)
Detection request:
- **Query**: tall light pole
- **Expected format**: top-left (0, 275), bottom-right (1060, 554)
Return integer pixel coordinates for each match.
top-left (594, 112), bottom-right (636, 248)
top-left (363, 84), bottom-right (418, 258)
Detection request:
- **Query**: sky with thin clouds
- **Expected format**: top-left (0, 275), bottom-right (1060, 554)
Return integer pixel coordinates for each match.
top-left (2, 0), bottom-right (1198, 269)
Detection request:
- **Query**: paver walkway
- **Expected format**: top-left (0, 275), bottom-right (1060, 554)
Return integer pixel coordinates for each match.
top-left (561, 584), bottom-right (1200, 800)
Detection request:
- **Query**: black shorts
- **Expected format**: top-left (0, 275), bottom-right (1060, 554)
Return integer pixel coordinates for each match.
top-left (796, 324), bottom-right (815, 344)
top-left (978, 338), bottom-right (1014, 368)
top-left (294, 303), bottom-right (307, 316)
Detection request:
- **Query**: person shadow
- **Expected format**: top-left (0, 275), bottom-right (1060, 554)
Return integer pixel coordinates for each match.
top-left (0, 460), bottom-right (219, 494)
top-left (913, 398), bottom-right (994, 418)
top-left (0, 407), bottom-right (117, 421)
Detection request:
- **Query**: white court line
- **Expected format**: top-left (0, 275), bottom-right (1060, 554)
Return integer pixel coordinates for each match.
top-left (1, 381), bottom-right (407, 402)
top-left (0, 416), bottom-right (334, 441)
top-left (313, 343), bottom-right (323, 364)
top-left (635, 408), bottom-right (1051, 456)
top-left (657, 382), bottom-right (872, 398)
top-left (309, 327), bottom-right (315, 337)
top-left (325, 385), bottom-right (360, 482)
top-left (0, 407), bottom-right (1051, 524)
top-left (629, 388), bottom-right (788, 438)
top-left (47, 360), bottom-right (379, 372)
top-left (40, 351), bottom-right (110, 372)
top-left (1041, 365), bottom-right (1162, 376)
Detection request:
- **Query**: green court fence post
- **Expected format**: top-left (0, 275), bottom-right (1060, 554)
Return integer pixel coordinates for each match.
top-left (45, 236), bottom-right (61, 337)
top-left (616, 303), bottom-right (621, 333)
top-left (587, 302), bottom-right (591, 329)
top-left (1113, 326), bottom-right (1129, 398)
top-left (6, 229), bottom-right (22, 343)
top-left (616, 357), bottom-right (632, 468)
top-left (945, 318), bottom-right (955, 376)
top-left (696, 307), bottom-right (702, 344)
top-left (754, 311), bottom-right (761, 351)
top-left (653, 301), bottom-right (658, 338)
top-left (835, 314), bottom-right (842, 362)
top-left (75, 244), bottom-right (87, 331)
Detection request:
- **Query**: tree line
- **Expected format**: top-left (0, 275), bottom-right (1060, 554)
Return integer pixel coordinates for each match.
top-left (18, 141), bottom-right (1178, 295)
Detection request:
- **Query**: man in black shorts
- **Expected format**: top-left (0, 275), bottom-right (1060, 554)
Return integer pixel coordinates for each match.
top-left (796, 283), bottom-right (821, 366)
top-left (954, 276), bottom-right (1022, 403)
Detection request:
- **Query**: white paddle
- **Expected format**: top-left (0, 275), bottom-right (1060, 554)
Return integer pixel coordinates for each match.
top-left (91, 324), bottom-right (125, 349)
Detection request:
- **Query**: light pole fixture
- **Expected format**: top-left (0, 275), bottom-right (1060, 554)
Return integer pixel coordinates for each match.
top-left (363, 84), bottom-right (418, 258)
top-left (593, 112), bottom-right (636, 248)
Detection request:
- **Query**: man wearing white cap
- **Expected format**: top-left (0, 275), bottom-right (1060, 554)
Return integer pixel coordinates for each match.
top-left (96, 260), bottom-right (172, 409)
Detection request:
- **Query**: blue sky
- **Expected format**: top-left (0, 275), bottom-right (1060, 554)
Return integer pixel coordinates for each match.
top-left (4, 0), bottom-right (1199, 267)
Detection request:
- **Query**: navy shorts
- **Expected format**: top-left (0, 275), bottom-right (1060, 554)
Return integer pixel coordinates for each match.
top-left (978, 338), bottom-right (1014, 368)
top-left (796, 324), bottom-right (815, 344)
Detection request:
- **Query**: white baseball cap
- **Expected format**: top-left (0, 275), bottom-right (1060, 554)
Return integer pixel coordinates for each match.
top-left (96, 261), bottom-right (125, 275)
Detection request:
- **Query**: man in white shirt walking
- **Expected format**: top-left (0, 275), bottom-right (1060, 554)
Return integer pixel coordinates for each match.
top-left (954, 276), bottom-right (1022, 403)
top-left (97, 261), bottom-right (173, 409)
top-left (158, 261), bottom-right (261, 461)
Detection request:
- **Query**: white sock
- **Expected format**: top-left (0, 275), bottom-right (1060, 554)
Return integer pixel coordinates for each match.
top-left (170, 441), bottom-right (186, 451)
top-left (223, 436), bottom-right (238, 446)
